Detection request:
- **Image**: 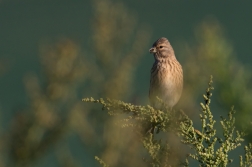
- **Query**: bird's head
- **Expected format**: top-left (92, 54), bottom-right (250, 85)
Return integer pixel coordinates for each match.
top-left (149, 37), bottom-right (175, 60)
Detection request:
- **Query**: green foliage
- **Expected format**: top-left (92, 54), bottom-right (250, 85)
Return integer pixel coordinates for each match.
top-left (240, 143), bottom-right (252, 167)
top-left (6, 0), bottom-right (150, 166)
top-left (84, 76), bottom-right (252, 167)
top-left (95, 156), bottom-right (110, 167)
top-left (82, 97), bottom-right (171, 133)
top-left (180, 76), bottom-right (245, 166)
top-left (180, 19), bottom-right (252, 135)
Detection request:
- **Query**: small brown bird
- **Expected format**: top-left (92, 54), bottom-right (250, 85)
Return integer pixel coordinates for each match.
top-left (149, 37), bottom-right (183, 110)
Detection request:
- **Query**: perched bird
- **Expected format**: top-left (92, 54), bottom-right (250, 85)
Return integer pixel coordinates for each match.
top-left (149, 37), bottom-right (183, 110)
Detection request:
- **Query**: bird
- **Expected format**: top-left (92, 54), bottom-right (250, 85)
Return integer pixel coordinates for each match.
top-left (149, 37), bottom-right (183, 110)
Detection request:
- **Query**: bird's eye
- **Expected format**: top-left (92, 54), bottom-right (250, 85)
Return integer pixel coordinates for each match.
top-left (159, 46), bottom-right (163, 48)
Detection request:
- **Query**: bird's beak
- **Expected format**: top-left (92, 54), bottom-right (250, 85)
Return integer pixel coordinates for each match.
top-left (149, 47), bottom-right (156, 53)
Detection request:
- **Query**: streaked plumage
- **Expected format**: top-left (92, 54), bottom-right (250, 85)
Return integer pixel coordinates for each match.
top-left (149, 37), bottom-right (183, 110)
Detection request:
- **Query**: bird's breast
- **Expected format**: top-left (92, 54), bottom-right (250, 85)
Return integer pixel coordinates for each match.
top-left (150, 60), bottom-right (183, 108)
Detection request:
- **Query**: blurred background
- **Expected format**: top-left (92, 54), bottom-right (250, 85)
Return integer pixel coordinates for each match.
top-left (1, 0), bottom-right (252, 166)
